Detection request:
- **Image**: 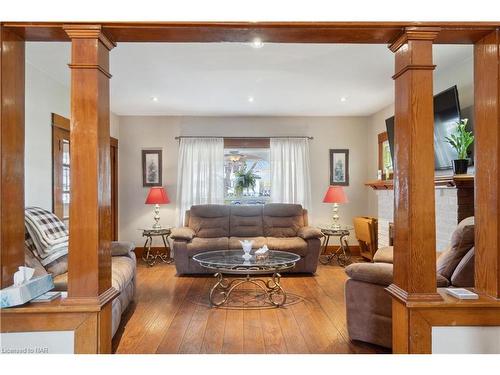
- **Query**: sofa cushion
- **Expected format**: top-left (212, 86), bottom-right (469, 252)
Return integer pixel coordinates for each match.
top-left (188, 205), bottom-right (230, 238)
top-left (266, 236), bottom-right (308, 256)
top-left (373, 246), bottom-right (394, 264)
top-left (52, 255), bottom-right (136, 293)
top-left (229, 237), bottom-right (267, 250)
top-left (111, 255), bottom-right (136, 293)
top-left (186, 237), bottom-right (229, 255)
top-left (44, 254), bottom-right (68, 277)
top-left (263, 203), bottom-right (305, 237)
top-left (436, 216), bottom-right (475, 279)
top-left (230, 205), bottom-right (264, 237)
top-left (450, 247), bottom-right (475, 287)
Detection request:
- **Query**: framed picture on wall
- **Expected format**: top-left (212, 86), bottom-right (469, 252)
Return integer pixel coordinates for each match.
top-left (329, 149), bottom-right (349, 186)
top-left (142, 149), bottom-right (162, 187)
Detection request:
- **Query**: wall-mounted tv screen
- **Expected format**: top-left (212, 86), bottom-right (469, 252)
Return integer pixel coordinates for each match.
top-left (385, 85), bottom-right (471, 171)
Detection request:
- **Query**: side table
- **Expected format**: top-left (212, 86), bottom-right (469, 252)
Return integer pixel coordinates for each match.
top-left (319, 226), bottom-right (353, 267)
top-left (140, 228), bottom-right (174, 267)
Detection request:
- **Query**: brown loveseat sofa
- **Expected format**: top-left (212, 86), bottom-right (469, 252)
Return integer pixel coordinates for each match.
top-left (344, 217), bottom-right (475, 349)
top-left (171, 203), bottom-right (323, 275)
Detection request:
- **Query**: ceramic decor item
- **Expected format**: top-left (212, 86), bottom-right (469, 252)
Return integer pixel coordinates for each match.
top-left (239, 240), bottom-right (254, 260)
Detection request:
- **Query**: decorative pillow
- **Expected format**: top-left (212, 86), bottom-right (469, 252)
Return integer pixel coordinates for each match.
top-left (436, 216), bottom-right (475, 280)
top-left (24, 207), bottom-right (69, 265)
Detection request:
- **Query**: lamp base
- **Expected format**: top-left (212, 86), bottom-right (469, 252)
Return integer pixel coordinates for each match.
top-left (152, 204), bottom-right (162, 229)
top-left (331, 203), bottom-right (341, 230)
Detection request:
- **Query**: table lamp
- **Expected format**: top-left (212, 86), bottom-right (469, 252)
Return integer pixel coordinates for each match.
top-left (323, 186), bottom-right (348, 230)
top-left (145, 186), bottom-right (170, 229)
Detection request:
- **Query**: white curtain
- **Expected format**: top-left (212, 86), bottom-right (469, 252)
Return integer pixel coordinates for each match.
top-left (176, 138), bottom-right (224, 225)
top-left (270, 138), bottom-right (312, 211)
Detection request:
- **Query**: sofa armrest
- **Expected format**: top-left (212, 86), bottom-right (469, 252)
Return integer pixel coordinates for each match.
top-left (111, 241), bottom-right (135, 257)
top-left (345, 263), bottom-right (393, 286)
top-left (298, 226), bottom-right (323, 240)
top-left (346, 262), bottom-right (450, 288)
top-left (171, 227), bottom-right (195, 241)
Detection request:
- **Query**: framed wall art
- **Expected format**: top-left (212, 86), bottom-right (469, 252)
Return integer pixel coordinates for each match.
top-left (142, 149), bottom-right (162, 187)
top-left (329, 149), bottom-right (349, 186)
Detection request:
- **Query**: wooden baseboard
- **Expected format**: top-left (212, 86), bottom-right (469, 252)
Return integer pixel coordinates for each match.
top-left (325, 245), bottom-right (360, 256)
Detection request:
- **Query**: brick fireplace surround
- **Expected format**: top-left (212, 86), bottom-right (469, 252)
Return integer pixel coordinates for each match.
top-left (367, 175), bottom-right (474, 251)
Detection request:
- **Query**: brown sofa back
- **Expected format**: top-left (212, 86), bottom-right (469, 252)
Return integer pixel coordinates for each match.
top-left (185, 203), bottom-right (308, 238)
top-left (230, 205), bottom-right (264, 237)
top-left (263, 203), bottom-right (305, 237)
top-left (187, 204), bottom-right (230, 238)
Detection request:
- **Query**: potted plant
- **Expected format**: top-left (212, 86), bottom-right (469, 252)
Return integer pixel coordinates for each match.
top-left (234, 162), bottom-right (258, 196)
top-left (444, 118), bottom-right (474, 175)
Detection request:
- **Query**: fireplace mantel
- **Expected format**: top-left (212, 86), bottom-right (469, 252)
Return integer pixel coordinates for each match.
top-left (365, 174), bottom-right (474, 190)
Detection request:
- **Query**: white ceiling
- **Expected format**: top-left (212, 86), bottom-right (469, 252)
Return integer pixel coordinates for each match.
top-left (26, 42), bottom-right (472, 117)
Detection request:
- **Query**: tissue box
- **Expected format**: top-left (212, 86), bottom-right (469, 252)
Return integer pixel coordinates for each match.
top-left (1, 274), bottom-right (54, 308)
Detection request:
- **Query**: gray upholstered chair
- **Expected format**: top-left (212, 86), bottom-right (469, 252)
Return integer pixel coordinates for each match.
top-left (344, 217), bottom-right (475, 348)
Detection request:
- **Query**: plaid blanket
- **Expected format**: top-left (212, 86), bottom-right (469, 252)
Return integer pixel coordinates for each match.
top-left (25, 207), bottom-right (69, 266)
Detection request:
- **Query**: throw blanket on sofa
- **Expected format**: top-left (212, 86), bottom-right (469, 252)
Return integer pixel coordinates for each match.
top-left (25, 207), bottom-right (69, 265)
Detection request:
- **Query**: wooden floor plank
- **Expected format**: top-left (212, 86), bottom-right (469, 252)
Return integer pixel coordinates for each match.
top-left (242, 284), bottom-right (266, 354)
top-left (113, 263), bottom-right (389, 354)
top-left (259, 308), bottom-right (288, 354)
top-left (200, 306), bottom-right (227, 354)
top-left (155, 277), bottom-right (207, 353)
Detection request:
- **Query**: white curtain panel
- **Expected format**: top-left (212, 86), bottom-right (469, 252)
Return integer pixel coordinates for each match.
top-left (176, 137), bottom-right (224, 225)
top-left (270, 138), bottom-right (312, 211)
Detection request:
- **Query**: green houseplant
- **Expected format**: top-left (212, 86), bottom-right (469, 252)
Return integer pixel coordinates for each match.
top-left (444, 118), bottom-right (474, 175)
top-left (234, 162), bottom-right (258, 196)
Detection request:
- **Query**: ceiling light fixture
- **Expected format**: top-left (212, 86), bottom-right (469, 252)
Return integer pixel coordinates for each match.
top-left (340, 97), bottom-right (347, 102)
top-left (248, 96), bottom-right (255, 103)
top-left (251, 38), bottom-right (264, 49)
top-left (151, 96), bottom-right (159, 102)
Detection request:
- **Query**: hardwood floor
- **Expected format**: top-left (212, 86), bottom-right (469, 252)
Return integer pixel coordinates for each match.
top-left (113, 262), bottom-right (390, 354)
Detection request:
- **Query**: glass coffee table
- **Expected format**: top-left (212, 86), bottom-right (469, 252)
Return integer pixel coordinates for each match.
top-left (192, 250), bottom-right (300, 308)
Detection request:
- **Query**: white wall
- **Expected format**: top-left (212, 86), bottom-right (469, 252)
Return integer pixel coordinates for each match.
top-left (25, 61), bottom-right (70, 210)
top-left (118, 116), bottom-right (371, 246)
top-left (24, 58), bottom-right (120, 212)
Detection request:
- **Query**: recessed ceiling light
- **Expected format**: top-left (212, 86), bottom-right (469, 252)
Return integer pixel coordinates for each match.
top-left (340, 97), bottom-right (347, 102)
top-left (151, 96), bottom-right (159, 102)
top-left (251, 38), bottom-right (264, 49)
top-left (248, 96), bottom-right (255, 103)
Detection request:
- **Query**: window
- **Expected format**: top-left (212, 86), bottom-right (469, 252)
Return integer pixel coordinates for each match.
top-left (224, 147), bottom-right (271, 205)
top-left (52, 114), bottom-right (71, 226)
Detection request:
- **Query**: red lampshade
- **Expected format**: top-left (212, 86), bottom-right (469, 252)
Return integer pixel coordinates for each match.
top-left (323, 186), bottom-right (348, 204)
top-left (145, 187), bottom-right (170, 205)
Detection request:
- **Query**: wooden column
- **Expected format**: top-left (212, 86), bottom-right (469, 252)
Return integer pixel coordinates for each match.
top-left (387, 27), bottom-right (442, 354)
top-left (0, 25), bottom-right (25, 288)
top-left (474, 28), bottom-right (500, 299)
top-left (63, 25), bottom-right (118, 352)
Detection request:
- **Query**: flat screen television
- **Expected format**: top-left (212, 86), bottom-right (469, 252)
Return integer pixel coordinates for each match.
top-left (385, 86), bottom-right (471, 171)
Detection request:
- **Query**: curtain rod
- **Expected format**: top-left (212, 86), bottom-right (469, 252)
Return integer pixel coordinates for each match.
top-left (174, 136), bottom-right (313, 140)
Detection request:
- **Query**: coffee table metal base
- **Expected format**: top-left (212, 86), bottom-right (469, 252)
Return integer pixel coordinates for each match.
top-left (209, 272), bottom-right (287, 308)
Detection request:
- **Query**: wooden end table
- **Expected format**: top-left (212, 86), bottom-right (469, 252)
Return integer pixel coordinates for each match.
top-left (140, 228), bottom-right (174, 267)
